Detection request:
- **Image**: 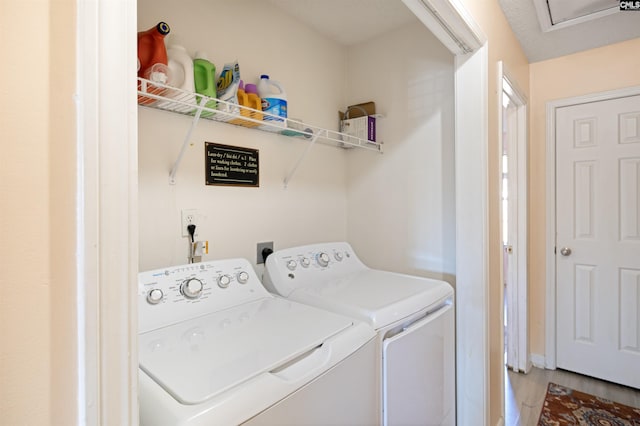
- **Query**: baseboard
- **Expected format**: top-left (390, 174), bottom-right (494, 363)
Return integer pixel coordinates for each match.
top-left (531, 353), bottom-right (546, 369)
top-left (525, 358), bottom-right (533, 373)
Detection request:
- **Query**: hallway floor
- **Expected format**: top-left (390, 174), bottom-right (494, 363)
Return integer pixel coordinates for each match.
top-left (505, 366), bottom-right (640, 425)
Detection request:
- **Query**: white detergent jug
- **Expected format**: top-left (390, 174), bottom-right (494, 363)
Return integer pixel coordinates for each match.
top-left (257, 74), bottom-right (287, 124)
top-left (160, 45), bottom-right (195, 113)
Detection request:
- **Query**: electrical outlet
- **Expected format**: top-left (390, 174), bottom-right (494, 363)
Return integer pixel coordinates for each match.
top-left (181, 209), bottom-right (198, 237)
top-left (256, 241), bottom-right (274, 264)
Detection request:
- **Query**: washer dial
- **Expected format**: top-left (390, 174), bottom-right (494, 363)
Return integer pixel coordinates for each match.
top-left (181, 278), bottom-right (203, 299)
top-left (146, 288), bottom-right (164, 304)
top-left (237, 271), bottom-right (249, 284)
top-left (316, 252), bottom-right (330, 267)
top-left (218, 274), bottom-right (231, 288)
top-left (334, 251), bottom-right (343, 261)
top-left (286, 260), bottom-right (297, 271)
top-left (300, 257), bottom-right (311, 268)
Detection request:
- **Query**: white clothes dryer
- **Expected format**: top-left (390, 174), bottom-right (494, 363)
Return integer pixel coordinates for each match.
top-left (263, 242), bottom-right (455, 426)
top-left (138, 257), bottom-right (377, 425)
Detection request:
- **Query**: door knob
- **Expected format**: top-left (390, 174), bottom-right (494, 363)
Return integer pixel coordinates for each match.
top-left (560, 247), bottom-right (572, 256)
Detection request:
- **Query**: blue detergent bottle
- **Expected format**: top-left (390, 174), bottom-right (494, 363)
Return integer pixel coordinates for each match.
top-left (257, 74), bottom-right (287, 124)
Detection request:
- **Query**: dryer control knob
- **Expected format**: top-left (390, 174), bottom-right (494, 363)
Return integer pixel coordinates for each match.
top-left (146, 288), bottom-right (164, 304)
top-left (181, 278), bottom-right (203, 299)
top-left (300, 257), bottom-right (311, 268)
top-left (218, 275), bottom-right (231, 288)
top-left (334, 252), bottom-right (343, 261)
top-left (316, 252), bottom-right (330, 267)
top-left (237, 271), bottom-right (249, 284)
top-left (286, 260), bottom-right (297, 271)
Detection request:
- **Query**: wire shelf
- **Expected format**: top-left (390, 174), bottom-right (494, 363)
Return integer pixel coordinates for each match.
top-left (137, 77), bottom-right (383, 153)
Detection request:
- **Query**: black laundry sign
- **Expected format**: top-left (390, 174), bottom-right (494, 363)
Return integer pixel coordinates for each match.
top-left (205, 142), bottom-right (259, 187)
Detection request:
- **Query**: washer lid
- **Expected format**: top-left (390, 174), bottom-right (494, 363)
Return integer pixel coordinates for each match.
top-left (139, 297), bottom-right (353, 405)
top-left (291, 269), bottom-right (453, 329)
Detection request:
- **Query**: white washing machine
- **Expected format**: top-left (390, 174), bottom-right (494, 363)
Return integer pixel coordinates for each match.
top-left (263, 242), bottom-right (455, 426)
top-left (138, 257), bottom-right (377, 425)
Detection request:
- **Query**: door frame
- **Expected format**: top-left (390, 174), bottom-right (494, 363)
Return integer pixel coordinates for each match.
top-left (498, 62), bottom-right (529, 374)
top-left (82, 0), bottom-right (489, 424)
top-left (454, 44), bottom-right (489, 425)
top-left (77, 0), bottom-right (139, 423)
top-left (545, 85), bottom-right (640, 368)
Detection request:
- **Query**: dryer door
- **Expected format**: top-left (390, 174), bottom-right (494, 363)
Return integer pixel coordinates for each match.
top-left (382, 302), bottom-right (455, 426)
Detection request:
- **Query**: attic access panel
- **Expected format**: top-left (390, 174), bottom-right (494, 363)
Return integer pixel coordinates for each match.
top-left (546, 0), bottom-right (618, 25)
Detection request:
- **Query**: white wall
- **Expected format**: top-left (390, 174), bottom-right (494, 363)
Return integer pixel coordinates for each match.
top-left (345, 23), bottom-right (456, 283)
top-left (138, 0), bottom-right (352, 271)
top-left (139, 0), bottom-right (455, 285)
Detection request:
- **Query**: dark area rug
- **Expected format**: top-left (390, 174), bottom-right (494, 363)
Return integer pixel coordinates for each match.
top-left (538, 382), bottom-right (640, 425)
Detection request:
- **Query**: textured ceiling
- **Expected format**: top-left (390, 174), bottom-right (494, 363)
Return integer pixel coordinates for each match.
top-left (266, 0), bottom-right (640, 63)
top-left (499, 0), bottom-right (640, 62)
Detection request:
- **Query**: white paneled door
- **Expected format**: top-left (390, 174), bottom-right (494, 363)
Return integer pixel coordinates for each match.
top-left (556, 94), bottom-right (640, 388)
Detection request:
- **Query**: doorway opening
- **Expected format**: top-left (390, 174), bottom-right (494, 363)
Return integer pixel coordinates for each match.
top-left (498, 63), bottom-right (529, 375)
top-left (79, 0), bottom-right (490, 421)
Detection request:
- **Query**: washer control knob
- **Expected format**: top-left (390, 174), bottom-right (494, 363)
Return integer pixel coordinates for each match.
top-left (316, 252), bottom-right (330, 267)
top-left (218, 275), bottom-right (231, 288)
top-left (300, 257), bottom-right (311, 268)
top-left (181, 278), bottom-right (203, 299)
top-left (286, 260), bottom-right (297, 271)
top-left (334, 251), bottom-right (343, 261)
top-left (237, 271), bottom-right (249, 284)
top-left (146, 288), bottom-right (164, 304)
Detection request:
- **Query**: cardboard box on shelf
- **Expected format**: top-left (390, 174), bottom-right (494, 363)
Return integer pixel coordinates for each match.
top-left (339, 101), bottom-right (376, 142)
